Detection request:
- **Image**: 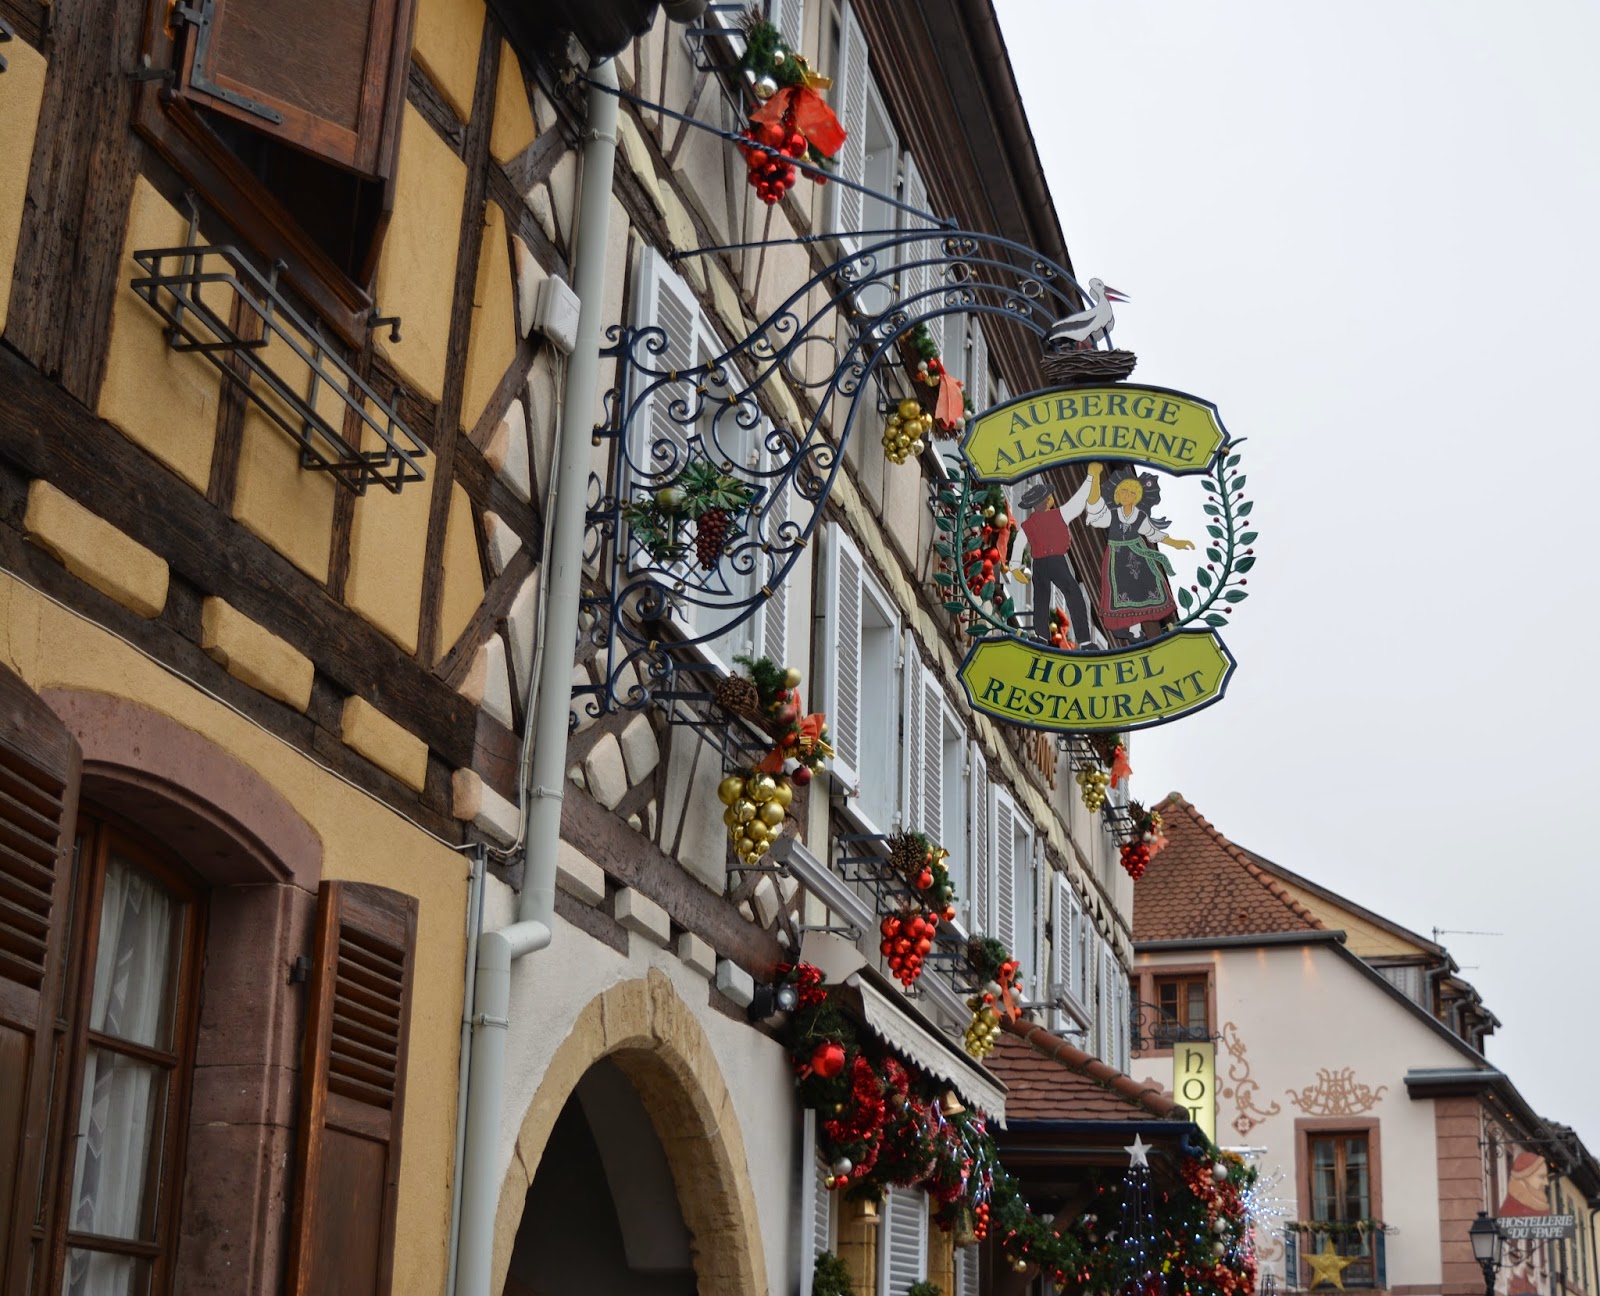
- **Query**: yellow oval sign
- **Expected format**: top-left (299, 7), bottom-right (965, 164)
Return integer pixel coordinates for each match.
top-left (960, 384), bottom-right (1228, 482)
top-left (958, 631), bottom-right (1235, 732)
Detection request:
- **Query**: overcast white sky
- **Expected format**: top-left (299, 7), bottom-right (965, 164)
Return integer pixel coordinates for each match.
top-left (996, 1), bottom-right (1600, 1152)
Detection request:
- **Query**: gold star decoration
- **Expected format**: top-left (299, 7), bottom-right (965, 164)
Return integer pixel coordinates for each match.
top-left (1307, 1238), bottom-right (1359, 1290)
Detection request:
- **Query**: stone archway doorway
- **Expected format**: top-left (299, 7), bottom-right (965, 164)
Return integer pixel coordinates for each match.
top-left (502, 1057), bottom-right (695, 1296)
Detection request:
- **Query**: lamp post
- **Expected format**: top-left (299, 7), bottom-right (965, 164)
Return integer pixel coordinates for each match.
top-left (1469, 1211), bottom-right (1502, 1296)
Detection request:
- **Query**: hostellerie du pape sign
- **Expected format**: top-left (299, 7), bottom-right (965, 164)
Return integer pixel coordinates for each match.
top-left (946, 382), bottom-right (1255, 734)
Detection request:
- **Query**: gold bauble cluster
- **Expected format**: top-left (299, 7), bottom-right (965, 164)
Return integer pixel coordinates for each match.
top-left (882, 397), bottom-right (933, 465)
top-left (1076, 766), bottom-right (1110, 812)
top-left (717, 772), bottom-right (793, 864)
top-left (963, 1000), bottom-right (1001, 1058)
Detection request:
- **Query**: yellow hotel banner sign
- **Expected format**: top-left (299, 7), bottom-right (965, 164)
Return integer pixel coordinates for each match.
top-left (961, 384), bottom-right (1228, 482)
top-left (1173, 1041), bottom-right (1217, 1142)
top-left (958, 632), bottom-right (1234, 733)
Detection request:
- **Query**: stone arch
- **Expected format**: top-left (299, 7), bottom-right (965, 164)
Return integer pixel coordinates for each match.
top-left (492, 967), bottom-right (769, 1296)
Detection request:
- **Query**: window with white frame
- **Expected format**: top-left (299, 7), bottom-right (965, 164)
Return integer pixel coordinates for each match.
top-left (817, 524), bottom-right (900, 833)
top-left (632, 246), bottom-right (787, 672)
top-left (878, 1186), bottom-right (928, 1295)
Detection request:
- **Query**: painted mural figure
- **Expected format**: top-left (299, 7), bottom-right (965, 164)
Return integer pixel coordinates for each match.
top-left (1017, 476), bottom-right (1095, 648)
top-left (1084, 463), bottom-right (1195, 640)
top-left (1497, 1153), bottom-right (1550, 1216)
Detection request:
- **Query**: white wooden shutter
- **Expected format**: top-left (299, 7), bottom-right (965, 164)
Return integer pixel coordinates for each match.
top-left (831, 3), bottom-right (869, 249)
top-left (967, 318), bottom-right (989, 415)
top-left (900, 154), bottom-right (943, 356)
top-left (955, 1242), bottom-right (981, 1296)
top-left (770, 0), bottom-right (805, 47)
top-left (1031, 849), bottom-right (1046, 1002)
top-left (817, 524), bottom-right (863, 793)
top-left (920, 674), bottom-right (945, 842)
top-left (1099, 948), bottom-right (1116, 1060)
top-left (878, 1187), bottom-right (928, 1296)
top-left (1050, 875), bottom-right (1071, 1033)
top-left (899, 636), bottom-right (921, 833)
top-left (1115, 966), bottom-right (1130, 1071)
top-left (632, 246), bottom-right (698, 474)
top-left (993, 788), bottom-right (1016, 955)
top-left (758, 433), bottom-right (789, 664)
top-left (968, 747), bottom-right (990, 936)
top-left (1076, 906), bottom-right (1093, 1012)
top-left (1065, 884), bottom-right (1085, 1005)
top-left (798, 1109), bottom-right (833, 1296)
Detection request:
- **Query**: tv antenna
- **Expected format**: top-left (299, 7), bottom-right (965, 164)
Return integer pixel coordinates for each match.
top-left (1432, 927), bottom-right (1503, 944)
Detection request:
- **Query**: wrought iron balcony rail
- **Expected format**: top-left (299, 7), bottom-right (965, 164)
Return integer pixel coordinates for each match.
top-left (1129, 1000), bottom-right (1215, 1053)
top-left (1283, 1224), bottom-right (1389, 1291)
top-left (129, 226), bottom-right (426, 496)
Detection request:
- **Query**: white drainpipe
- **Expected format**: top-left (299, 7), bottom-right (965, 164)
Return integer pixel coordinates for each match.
top-left (451, 56), bottom-right (619, 1296)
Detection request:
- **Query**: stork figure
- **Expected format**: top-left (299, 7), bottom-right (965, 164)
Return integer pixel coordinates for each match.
top-left (1045, 278), bottom-right (1128, 351)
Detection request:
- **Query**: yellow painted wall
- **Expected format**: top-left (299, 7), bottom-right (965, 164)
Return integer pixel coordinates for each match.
top-left (344, 420), bottom-right (431, 653)
top-left (0, 38), bottom-right (47, 335)
top-left (0, 572), bottom-right (464, 1295)
top-left (412, 0), bottom-right (485, 122)
top-left (98, 178), bottom-right (222, 492)
top-left (436, 482), bottom-right (483, 661)
top-left (489, 41), bottom-right (536, 166)
top-left (460, 199), bottom-right (518, 434)
top-left (374, 105), bottom-right (468, 405)
top-left (1272, 878), bottom-right (1429, 958)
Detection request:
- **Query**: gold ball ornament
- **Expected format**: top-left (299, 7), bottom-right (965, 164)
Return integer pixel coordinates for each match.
top-left (771, 780), bottom-right (794, 808)
top-left (759, 800), bottom-right (787, 827)
top-left (898, 398), bottom-right (921, 420)
top-left (717, 775), bottom-right (746, 806)
top-left (733, 798), bottom-right (757, 824)
top-left (722, 806), bottom-right (742, 829)
top-left (744, 820), bottom-right (770, 845)
top-left (748, 773), bottom-right (779, 803)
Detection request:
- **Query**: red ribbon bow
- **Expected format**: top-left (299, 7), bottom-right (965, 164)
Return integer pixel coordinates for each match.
top-left (750, 84), bottom-right (848, 159)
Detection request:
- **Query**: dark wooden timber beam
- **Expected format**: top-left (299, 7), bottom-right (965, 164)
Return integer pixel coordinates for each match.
top-left (0, 342), bottom-right (482, 770)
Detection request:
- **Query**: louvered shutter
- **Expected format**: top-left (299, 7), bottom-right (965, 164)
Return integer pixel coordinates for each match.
top-left (769, 0), bottom-right (805, 47)
top-left (758, 432), bottom-right (790, 665)
top-left (1065, 884), bottom-right (1085, 1005)
top-left (919, 676), bottom-right (944, 842)
top-left (817, 525), bottom-right (863, 794)
top-left (831, 3), bottom-right (869, 249)
top-left (1076, 906), bottom-right (1092, 1012)
top-left (175, 0), bottom-right (411, 177)
top-left (0, 666), bottom-right (79, 1293)
top-left (878, 1187), bottom-right (928, 1295)
top-left (1030, 848), bottom-right (1046, 1002)
top-left (900, 155), bottom-right (944, 355)
top-left (968, 748), bottom-right (989, 936)
top-left (967, 320), bottom-right (989, 416)
top-left (955, 1241), bottom-right (981, 1296)
top-left (286, 882), bottom-right (418, 1296)
top-left (631, 246), bottom-right (698, 496)
top-left (993, 789), bottom-right (1016, 954)
top-left (798, 1109), bottom-right (833, 1296)
top-left (1098, 948), bottom-right (1116, 1062)
top-left (901, 644), bottom-right (924, 834)
top-left (1050, 876), bottom-right (1071, 1033)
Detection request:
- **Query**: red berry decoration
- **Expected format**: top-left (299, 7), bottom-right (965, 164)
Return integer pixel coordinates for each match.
top-left (1119, 840), bottom-right (1152, 880)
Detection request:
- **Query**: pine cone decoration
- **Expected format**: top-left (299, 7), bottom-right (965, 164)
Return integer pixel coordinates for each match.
top-left (714, 673), bottom-right (762, 718)
top-left (888, 832), bottom-right (922, 879)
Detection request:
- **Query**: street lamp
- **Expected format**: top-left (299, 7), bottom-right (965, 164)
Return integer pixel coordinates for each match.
top-left (1469, 1211), bottom-right (1502, 1296)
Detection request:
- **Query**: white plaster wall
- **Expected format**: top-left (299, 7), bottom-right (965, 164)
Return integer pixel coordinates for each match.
top-left (1135, 942), bottom-right (1486, 1293)
top-left (485, 874), bottom-right (801, 1296)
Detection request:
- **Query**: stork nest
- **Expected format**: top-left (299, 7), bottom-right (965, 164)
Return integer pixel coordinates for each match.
top-left (1040, 347), bottom-right (1138, 387)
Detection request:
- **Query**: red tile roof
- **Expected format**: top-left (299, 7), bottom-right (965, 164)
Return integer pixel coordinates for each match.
top-left (987, 1018), bottom-right (1180, 1120)
top-left (1132, 794), bottom-right (1324, 943)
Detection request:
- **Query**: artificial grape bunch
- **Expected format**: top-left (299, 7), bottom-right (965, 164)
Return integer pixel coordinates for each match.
top-left (972, 1200), bottom-right (991, 1241)
top-left (738, 120), bottom-right (807, 205)
top-left (694, 506), bottom-right (731, 568)
top-left (1076, 766), bottom-right (1110, 812)
top-left (880, 909), bottom-right (937, 986)
top-left (963, 999), bottom-right (1002, 1058)
top-left (883, 397), bottom-right (933, 464)
top-left (1119, 839), bottom-right (1151, 880)
top-left (717, 770), bottom-right (794, 866)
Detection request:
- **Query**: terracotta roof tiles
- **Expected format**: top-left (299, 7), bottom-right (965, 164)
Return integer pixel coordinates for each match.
top-left (987, 1018), bottom-right (1180, 1121)
top-left (1131, 794), bottom-right (1323, 943)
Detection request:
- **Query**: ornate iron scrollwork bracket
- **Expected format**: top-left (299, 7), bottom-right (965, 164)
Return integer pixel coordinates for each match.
top-left (571, 225), bottom-right (1092, 728)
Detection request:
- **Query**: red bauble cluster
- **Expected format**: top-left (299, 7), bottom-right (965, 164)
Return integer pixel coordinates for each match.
top-left (1120, 840), bottom-right (1151, 879)
top-left (880, 909), bottom-right (938, 986)
top-left (1048, 607), bottom-right (1073, 649)
top-left (740, 119), bottom-right (807, 204)
top-left (973, 1199), bottom-right (991, 1240)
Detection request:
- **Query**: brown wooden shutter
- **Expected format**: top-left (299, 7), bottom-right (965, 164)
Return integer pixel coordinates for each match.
top-left (175, 0), bottom-right (411, 176)
top-left (0, 667), bottom-right (79, 1296)
top-left (286, 881), bottom-right (418, 1296)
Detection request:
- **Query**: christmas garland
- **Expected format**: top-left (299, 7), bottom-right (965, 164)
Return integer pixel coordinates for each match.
top-left (738, 13), bottom-right (845, 205)
top-left (780, 964), bottom-right (1259, 1296)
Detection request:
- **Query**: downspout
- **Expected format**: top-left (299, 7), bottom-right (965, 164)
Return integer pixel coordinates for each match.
top-left (452, 57), bottom-right (619, 1296)
top-left (445, 846), bottom-right (486, 1293)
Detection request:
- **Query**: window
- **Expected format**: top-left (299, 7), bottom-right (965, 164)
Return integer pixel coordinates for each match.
top-left (1295, 1123), bottom-right (1382, 1291)
top-left (817, 524), bottom-right (900, 832)
top-left (60, 817), bottom-right (204, 1296)
top-left (1154, 975), bottom-right (1211, 1044)
top-left (133, 0), bottom-right (416, 336)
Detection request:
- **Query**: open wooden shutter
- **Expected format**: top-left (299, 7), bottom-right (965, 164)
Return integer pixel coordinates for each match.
top-left (287, 881), bottom-right (418, 1296)
top-left (993, 788), bottom-right (1015, 955)
top-left (878, 1187), bottom-right (927, 1296)
top-left (797, 1109), bottom-right (833, 1296)
top-left (899, 155), bottom-right (944, 355)
top-left (967, 748), bottom-right (989, 936)
top-left (955, 1240), bottom-right (981, 1296)
top-left (758, 431), bottom-right (790, 666)
top-left (817, 525), bottom-right (863, 795)
top-left (900, 643), bottom-right (924, 834)
top-left (0, 667), bottom-right (78, 1296)
top-left (919, 676), bottom-right (945, 844)
top-left (830, 3), bottom-right (869, 249)
top-left (769, 0), bottom-right (806, 47)
top-left (967, 320), bottom-right (989, 416)
top-left (175, 0), bottom-right (410, 176)
top-left (1049, 875), bottom-right (1071, 1034)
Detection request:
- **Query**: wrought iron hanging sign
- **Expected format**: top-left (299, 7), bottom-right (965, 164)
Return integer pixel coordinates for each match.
top-left (941, 287), bottom-right (1258, 734)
